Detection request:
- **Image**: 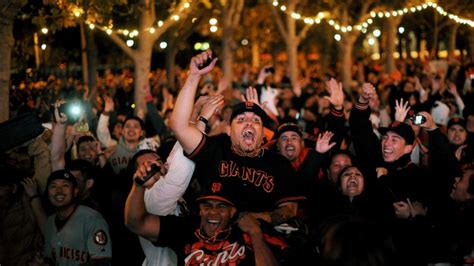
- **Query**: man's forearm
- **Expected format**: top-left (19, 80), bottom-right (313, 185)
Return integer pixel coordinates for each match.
top-left (51, 123), bottom-right (66, 171)
top-left (170, 74), bottom-right (201, 131)
top-left (169, 74), bottom-right (205, 154)
top-left (251, 233), bottom-right (280, 266)
top-left (124, 183), bottom-right (147, 234)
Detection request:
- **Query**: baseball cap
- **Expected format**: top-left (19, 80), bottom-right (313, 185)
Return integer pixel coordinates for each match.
top-left (275, 123), bottom-right (303, 139)
top-left (379, 121), bottom-right (415, 145)
top-left (47, 169), bottom-right (78, 187)
top-left (230, 101), bottom-right (270, 126)
top-left (196, 181), bottom-right (238, 207)
top-left (447, 117), bottom-right (466, 130)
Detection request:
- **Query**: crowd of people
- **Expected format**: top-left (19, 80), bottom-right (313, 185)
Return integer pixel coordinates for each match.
top-left (1, 50), bottom-right (474, 266)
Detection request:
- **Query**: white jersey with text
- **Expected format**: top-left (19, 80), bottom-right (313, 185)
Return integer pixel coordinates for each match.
top-left (43, 205), bottom-right (112, 266)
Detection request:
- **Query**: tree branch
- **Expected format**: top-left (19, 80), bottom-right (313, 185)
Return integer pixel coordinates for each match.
top-left (151, 0), bottom-right (195, 43)
top-left (272, 5), bottom-right (288, 39)
top-left (296, 23), bottom-right (312, 46)
top-left (104, 30), bottom-right (137, 60)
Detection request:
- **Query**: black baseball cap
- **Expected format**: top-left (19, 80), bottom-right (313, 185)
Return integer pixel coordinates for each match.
top-left (47, 170), bottom-right (78, 187)
top-left (379, 121), bottom-right (415, 145)
top-left (275, 123), bottom-right (303, 139)
top-left (230, 101), bottom-right (270, 126)
top-left (197, 181), bottom-right (239, 207)
top-left (447, 117), bottom-right (466, 130)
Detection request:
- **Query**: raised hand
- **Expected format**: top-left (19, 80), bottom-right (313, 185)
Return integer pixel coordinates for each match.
top-left (189, 50), bottom-right (218, 76)
top-left (103, 95), bottom-right (114, 113)
top-left (241, 87), bottom-right (259, 104)
top-left (415, 111), bottom-right (437, 131)
top-left (324, 78), bottom-right (344, 110)
top-left (199, 95), bottom-right (224, 120)
top-left (133, 158), bottom-right (165, 188)
top-left (257, 65), bottom-right (273, 84)
top-left (53, 99), bottom-right (68, 124)
top-left (237, 212), bottom-right (262, 237)
top-left (360, 83), bottom-right (376, 103)
top-left (21, 177), bottom-right (40, 198)
top-left (446, 82), bottom-right (459, 97)
top-left (393, 200), bottom-right (411, 219)
top-left (260, 86), bottom-right (279, 116)
top-left (394, 98), bottom-right (411, 122)
top-left (315, 131), bottom-right (336, 154)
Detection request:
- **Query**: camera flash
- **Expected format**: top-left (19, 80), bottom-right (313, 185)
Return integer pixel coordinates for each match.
top-left (70, 105), bottom-right (81, 116)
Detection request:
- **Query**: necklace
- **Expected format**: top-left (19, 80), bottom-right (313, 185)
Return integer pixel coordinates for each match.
top-left (231, 145), bottom-right (265, 158)
top-left (195, 226), bottom-right (232, 245)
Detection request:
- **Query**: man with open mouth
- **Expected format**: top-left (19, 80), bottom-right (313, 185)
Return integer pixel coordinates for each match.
top-left (169, 50), bottom-right (305, 226)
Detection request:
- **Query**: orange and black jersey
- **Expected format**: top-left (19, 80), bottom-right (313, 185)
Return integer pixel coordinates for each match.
top-left (187, 134), bottom-right (305, 213)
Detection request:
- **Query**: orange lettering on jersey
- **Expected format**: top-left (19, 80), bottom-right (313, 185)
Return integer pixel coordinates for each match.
top-left (219, 161), bottom-right (229, 176)
top-left (184, 242), bottom-right (246, 265)
top-left (229, 162), bottom-right (240, 177)
top-left (217, 161), bottom-right (275, 193)
top-left (242, 167), bottom-right (254, 182)
top-left (263, 177), bottom-right (275, 193)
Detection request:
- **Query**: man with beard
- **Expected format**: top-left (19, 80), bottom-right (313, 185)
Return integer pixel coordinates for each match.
top-left (42, 170), bottom-right (112, 265)
top-left (169, 51), bottom-right (304, 225)
top-left (125, 164), bottom-right (287, 266)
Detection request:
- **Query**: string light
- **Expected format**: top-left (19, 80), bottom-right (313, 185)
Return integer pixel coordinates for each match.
top-left (67, 0), bottom-right (192, 40)
top-left (271, 1), bottom-right (474, 35)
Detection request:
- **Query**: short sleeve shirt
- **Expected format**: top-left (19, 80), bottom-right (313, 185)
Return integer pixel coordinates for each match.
top-left (187, 134), bottom-right (304, 212)
top-left (43, 205), bottom-right (112, 266)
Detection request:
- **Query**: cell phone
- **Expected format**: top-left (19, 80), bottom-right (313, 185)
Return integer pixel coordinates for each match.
top-left (134, 164), bottom-right (161, 186)
top-left (53, 102), bottom-right (82, 123)
top-left (198, 50), bottom-right (215, 70)
top-left (265, 67), bottom-right (275, 74)
top-left (411, 114), bottom-right (426, 125)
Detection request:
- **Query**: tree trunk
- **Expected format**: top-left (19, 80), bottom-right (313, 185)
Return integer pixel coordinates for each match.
top-left (222, 30), bottom-right (234, 86)
top-left (431, 11), bottom-right (439, 58)
top-left (286, 14), bottom-right (298, 90)
top-left (251, 38), bottom-right (260, 69)
top-left (0, 0), bottom-right (26, 122)
top-left (80, 23), bottom-right (89, 88)
top-left (469, 28), bottom-right (474, 62)
top-left (384, 17), bottom-right (401, 74)
top-left (340, 34), bottom-right (356, 92)
top-left (447, 23), bottom-right (459, 61)
top-left (165, 38), bottom-right (178, 92)
top-left (133, 5), bottom-right (155, 114)
top-left (85, 24), bottom-right (98, 101)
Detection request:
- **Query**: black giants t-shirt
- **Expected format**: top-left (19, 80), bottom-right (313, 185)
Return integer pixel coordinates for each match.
top-left (187, 134), bottom-right (304, 212)
top-left (153, 216), bottom-right (289, 266)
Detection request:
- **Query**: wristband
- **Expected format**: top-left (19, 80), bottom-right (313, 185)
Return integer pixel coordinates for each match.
top-left (29, 194), bottom-right (40, 202)
top-left (198, 116), bottom-right (209, 125)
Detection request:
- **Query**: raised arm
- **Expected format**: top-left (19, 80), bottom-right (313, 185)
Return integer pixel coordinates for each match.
top-left (96, 96), bottom-right (117, 148)
top-left (237, 213), bottom-right (280, 266)
top-left (169, 50), bottom-right (218, 154)
top-left (324, 78), bottom-right (346, 150)
top-left (125, 161), bottom-right (163, 242)
top-left (50, 100), bottom-right (68, 171)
